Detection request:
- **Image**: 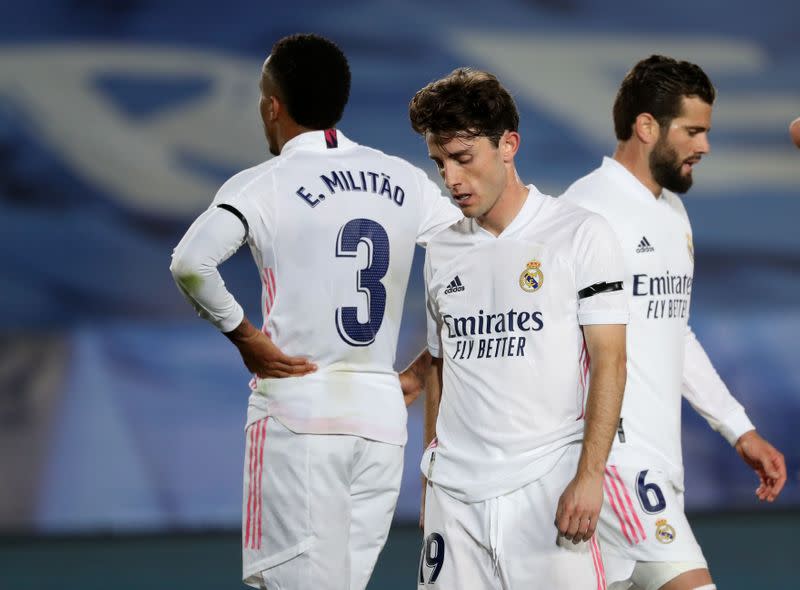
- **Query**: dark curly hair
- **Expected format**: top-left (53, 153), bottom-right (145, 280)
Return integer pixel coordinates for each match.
top-left (613, 55), bottom-right (715, 141)
top-left (264, 33), bottom-right (350, 129)
top-left (409, 68), bottom-right (519, 146)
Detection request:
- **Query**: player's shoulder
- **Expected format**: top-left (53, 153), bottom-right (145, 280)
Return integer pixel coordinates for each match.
top-left (560, 164), bottom-right (609, 204)
top-left (541, 188), bottom-right (607, 228)
top-left (540, 191), bottom-right (618, 248)
top-left (213, 158), bottom-right (280, 205)
top-left (424, 218), bottom-right (472, 283)
top-left (426, 215), bottom-right (475, 254)
top-left (559, 161), bottom-right (623, 218)
top-left (661, 189), bottom-right (690, 221)
top-left (354, 143), bottom-right (429, 182)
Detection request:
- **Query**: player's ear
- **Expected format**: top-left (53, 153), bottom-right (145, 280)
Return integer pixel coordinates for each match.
top-left (634, 113), bottom-right (659, 145)
top-left (259, 93), bottom-right (281, 125)
top-left (267, 95), bottom-right (282, 121)
top-left (500, 130), bottom-right (521, 161)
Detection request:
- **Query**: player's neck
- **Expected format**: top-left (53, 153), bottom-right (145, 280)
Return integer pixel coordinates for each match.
top-left (275, 120), bottom-right (316, 153)
top-left (477, 173), bottom-right (529, 236)
top-left (613, 143), bottom-right (662, 199)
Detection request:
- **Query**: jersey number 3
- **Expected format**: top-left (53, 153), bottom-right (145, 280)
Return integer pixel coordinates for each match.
top-left (335, 218), bottom-right (390, 346)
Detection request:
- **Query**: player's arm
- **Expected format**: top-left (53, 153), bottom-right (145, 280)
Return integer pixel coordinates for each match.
top-left (557, 213), bottom-right (628, 543)
top-left (224, 316), bottom-right (316, 378)
top-left (556, 323), bottom-right (626, 543)
top-left (420, 354), bottom-right (443, 529)
top-left (682, 326), bottom-right (786, 501)
top-left (398, 347), bottom-right (442, 528)
top-left (399, 349), bottom-right (434, 407)
top-left (412, 245), bottom-right (446, 528)
top-left (170, 206), bottom-right (315, 378)
top-left (423, 355), bottom-right (443, 450)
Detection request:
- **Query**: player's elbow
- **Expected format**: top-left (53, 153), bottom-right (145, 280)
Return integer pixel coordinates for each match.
top-left (170, 250), bottom-right (205, 295)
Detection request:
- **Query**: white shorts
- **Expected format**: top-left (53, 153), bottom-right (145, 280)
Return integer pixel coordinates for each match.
top-left (599, 463), bottom-right (707, 587)
top-left (242, 417), bottom-right (403, 590)
top-left (419, 444), bottom-right (606, 589)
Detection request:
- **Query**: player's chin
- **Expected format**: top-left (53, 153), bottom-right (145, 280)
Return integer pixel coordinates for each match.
top-left (460, 206), bottom-right (481, 218)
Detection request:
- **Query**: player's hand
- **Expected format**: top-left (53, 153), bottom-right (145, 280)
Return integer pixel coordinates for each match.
top-left (225, 318), bottom-right (317, 378)
top-left (735, 430), bottom-right (786, 502)
top-left (400, 367), bottom-right (424, 407)
top-left (399, 350), bottom-right (433, 407)
top-left (237, 331), bottom-right (317, 378)
top-left (555, 472), bottom-right (604, 544)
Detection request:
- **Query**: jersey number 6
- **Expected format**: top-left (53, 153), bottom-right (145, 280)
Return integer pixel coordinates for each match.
top-left (636, 470), bottom-right (667, 514)
top-left (335, 218), bottom-right (390, 347)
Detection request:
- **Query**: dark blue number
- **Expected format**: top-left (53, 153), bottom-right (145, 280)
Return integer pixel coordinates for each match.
top-left (636, 470), bottom-right (667, 514)
top-left (335, 218), bottom-right (390, 346)
top-left (418, 532), bottom-right (445, 585)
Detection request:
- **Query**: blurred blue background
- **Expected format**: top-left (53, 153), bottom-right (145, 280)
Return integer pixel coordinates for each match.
top-left (0, 0), bottom-right (797, 554)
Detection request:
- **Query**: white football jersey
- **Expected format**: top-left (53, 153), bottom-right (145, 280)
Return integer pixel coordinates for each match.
top-left (561, 157), bottom-right (753, 485)
top-left (421, 186), bottom-right (628, 502)
top-left (212, 130), bottom-right (460, 445)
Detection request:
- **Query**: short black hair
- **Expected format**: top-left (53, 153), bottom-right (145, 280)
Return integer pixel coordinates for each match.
top-left (409, 68), bottom-right (519, 146)
top-left (613, 55), bottom-right (715, 141)
top-left (265, 33), bottom-right (350, 129)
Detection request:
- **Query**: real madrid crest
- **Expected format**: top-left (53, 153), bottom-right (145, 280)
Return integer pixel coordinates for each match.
top-left (519, 260), bottom-right (544, 293)
top-left (655, 519), bottom-right (676, 544)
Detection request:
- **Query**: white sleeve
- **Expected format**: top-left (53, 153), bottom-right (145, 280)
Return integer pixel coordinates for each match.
top-left (682, 326), bottom-right (755, 445)
top-left (415, 172), bottom-right (461, 247)
top-left (574, 215), bottom-right (629, 325)
top-left (424, 248), bottom-right (443, 358)
top-left (170, 206), bottom-right (247, 333)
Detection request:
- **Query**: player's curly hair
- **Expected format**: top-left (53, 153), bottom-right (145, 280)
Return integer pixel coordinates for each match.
top-left (264, 33), bottom-right (350, 129)
top-left (409, 68), bottom-right (519, 146)
top-left (613, 55), bottom-right (716, 141)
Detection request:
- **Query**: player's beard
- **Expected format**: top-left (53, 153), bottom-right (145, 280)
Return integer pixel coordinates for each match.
top-left (649, 135), bottom-right (693, 194)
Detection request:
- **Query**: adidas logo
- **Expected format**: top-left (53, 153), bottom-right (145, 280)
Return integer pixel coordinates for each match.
top-left (444, 276), bottom-right (465, 294)
top-left (636, 236), bottom-right (655, 253)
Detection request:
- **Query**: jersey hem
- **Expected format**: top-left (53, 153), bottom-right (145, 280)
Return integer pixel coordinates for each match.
top-left (423, 439), bottom-right (580, 503)
top-left (578, 310), bottom-right (629, 325)
top-left (718, 408), bottom-right (755, 446)
top-left (242, 536), bottom-right (315, 587)
top-left (217, 305), bottom-right (245, 333)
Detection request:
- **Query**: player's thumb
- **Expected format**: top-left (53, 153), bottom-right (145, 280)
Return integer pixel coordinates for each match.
top-left (759, 455), bottom-right (780, 479)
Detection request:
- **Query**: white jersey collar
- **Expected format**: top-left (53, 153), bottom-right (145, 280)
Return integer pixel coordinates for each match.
top-left (280, 129), bottom-right (355, 156)
top-left (473, 184), bottom-right (545, 238)
top-left (601, 156), bottom-right (663, 203)
top-left (500, 184), bottom-right (546, 236)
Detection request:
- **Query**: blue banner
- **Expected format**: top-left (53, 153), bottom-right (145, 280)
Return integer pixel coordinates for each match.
top-left (1, 0), bottom-right (798, 532)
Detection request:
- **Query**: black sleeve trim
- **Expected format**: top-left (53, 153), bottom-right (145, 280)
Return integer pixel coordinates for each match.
top-left (216, 204), bottom-right (249, 239)
top-left (578, 281), bottom-right (623, 300)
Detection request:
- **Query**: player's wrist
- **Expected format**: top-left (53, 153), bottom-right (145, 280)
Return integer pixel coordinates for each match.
top-left (734, 428), bottom-right (758, 449)
top-left (575, 464), bottom-right (606, 482)
top-left (224, 317), bottom-right (260, 344)
top-left (579, 472), bottom-right (605, 485)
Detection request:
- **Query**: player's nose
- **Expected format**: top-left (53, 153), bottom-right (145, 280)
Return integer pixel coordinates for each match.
top-left (442, 161), bottom-right (462, 190)
top-left (696, 133), bottom-right (710, 154)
